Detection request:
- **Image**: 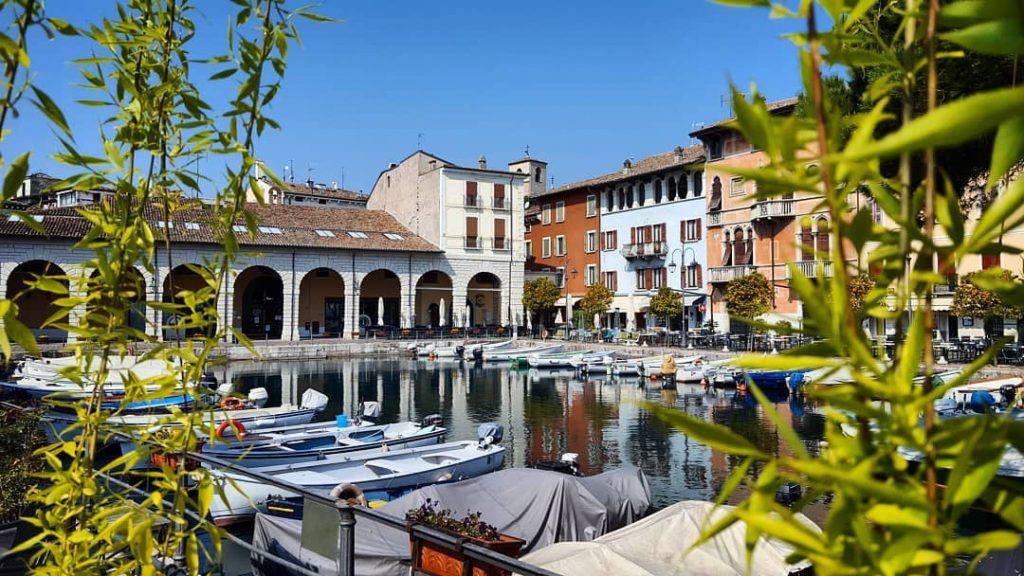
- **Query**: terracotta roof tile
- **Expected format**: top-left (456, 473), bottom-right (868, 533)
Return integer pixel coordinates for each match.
top-left (270, 179), bottom-right (368, 203)
top-left (689, 96), bottom-right (799, 137)
top-left (536, 145), bottom-right (705, 199)
top-left (3, 201), bottom-right (439, 253)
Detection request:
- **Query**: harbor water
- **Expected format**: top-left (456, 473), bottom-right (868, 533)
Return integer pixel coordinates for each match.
top-left (216, 357), bottom-right (829, 512)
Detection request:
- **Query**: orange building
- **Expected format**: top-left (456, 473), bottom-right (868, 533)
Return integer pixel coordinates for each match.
top-left (690, 98), bottom-right (832, 330)
top-left (524, 176), bottom-right (602, 330)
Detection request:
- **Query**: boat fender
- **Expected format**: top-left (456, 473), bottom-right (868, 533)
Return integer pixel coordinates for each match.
top-left (329, 483), bottom-right (367, 507)
top-left (219, 396), bottom-right (245, 411)
top-left (360, 401), bottom-right (382, 420)
top-left (437, 472), bottom-right (453, 482)
top-left (477, 422), bottom-right (504, 446)
top-left (215, 419), bottom-right (246, 439)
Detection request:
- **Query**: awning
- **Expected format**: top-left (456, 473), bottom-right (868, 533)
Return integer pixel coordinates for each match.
top-left (686, 294), bottom-right (707, 307)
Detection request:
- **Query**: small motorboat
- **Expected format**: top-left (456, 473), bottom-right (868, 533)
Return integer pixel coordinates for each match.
top-left (483, 343), bottom-right (564, 362)
top-left (208, 424), bottom-right (507, 526)
top-left (570, 353), bottom-right (616, 374)
top-left (528, 351), bottom-right (592, 369)
top-left (201, 416), bottom-right (447, 467)
top-left (611, 360), bottom-right (644, 377)
top-left (45, 388), bottom-right (329, 446)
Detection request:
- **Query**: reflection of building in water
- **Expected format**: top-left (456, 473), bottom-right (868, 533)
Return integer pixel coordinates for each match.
top-left (525, 377), bottom-right (619, 476)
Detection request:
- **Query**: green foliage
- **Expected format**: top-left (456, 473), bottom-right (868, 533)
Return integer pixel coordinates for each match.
top-left (0, 404), bottom-right (45, 522)
top-left (723, 272), bottom-right (772, 322)
top-left (577, 282), bottom-right (613, 322)
top-left (522, 277), bottom-right (561, 316)
top-left (0, 1), bottom-right (327, 573)
top-left (650, 1), bottom-right (1024, 573)
top-left (648, 287), bottom-right (682, 325)
top-left (951, 269), bottom-right (1021, 321)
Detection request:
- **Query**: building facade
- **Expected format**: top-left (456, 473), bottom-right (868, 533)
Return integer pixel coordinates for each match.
top-left (596, 147), bottom-right (708, 333)
top-left (368, 151), bottom-right (532, 329)
top-left (249, 172), bottom-right (369, 209)
top-left (690, 98), bottom-right (833, 330)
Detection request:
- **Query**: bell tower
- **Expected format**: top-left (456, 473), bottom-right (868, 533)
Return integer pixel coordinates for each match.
top-left (507, 153), bottom-right (547, 200)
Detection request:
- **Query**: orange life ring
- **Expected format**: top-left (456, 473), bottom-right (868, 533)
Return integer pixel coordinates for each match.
top-left (216, 419), bottom-right (246, 439)
top-left (220, 396), bottom-right (245, 410)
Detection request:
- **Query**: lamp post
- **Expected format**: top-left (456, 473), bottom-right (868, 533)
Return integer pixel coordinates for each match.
top-left (668, 247), bottom-right (698, 348)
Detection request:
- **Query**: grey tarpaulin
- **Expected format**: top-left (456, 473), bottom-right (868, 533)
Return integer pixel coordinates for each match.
top-left (520, 500), bottom-right (818, 576)
top-left (251, 467), bottom-right (651, 576)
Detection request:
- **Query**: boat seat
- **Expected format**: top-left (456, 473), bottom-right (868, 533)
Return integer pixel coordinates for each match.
top-left (421, 455), bottom-right (458, 466)
top-left (364, 459), bottom-right (406, 476)
top-left (276, 470), bottom-right (339, 486)
top-left (348, 429), bottom-right (386, 443)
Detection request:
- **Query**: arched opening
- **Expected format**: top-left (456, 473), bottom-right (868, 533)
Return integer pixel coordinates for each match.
top-left (6, 260), bottom-right (68, 342)
top-left (692, 171), bottom-right (703, 196)
top-left (360, 269), bottom-right (401, 328)
top-left (466, 272), bottom-right (502, 328)
top-left (415, 271), bottom-right (453, 329)
top-left (800, 217), bottom-right (814, 261)
top-left (626, 185), bottom-right (634, 208)
top-left (667, 177), bottom-right (677, 201)
top-left (617, 188), bottom-right (625, 210)
top-left (815, 218), bottom-right (830, 257)
top-left (534, 167), bottom-right (542, 183)
top-left (87, 267), bottom-right (146, 336)
top-left (654, 180), bottom-right (662, 203)
top-left (163, 264), bottom-right (217, 339)
top-left (233, 266), bottom-right (283, 339)
top-left (299, 268), bottom-right (345, 338)
top-left (679, 172), bottom-right (690, 198)
top-left (637, 183), bottom-right (646, 207)
top-left (605, 189), bottom-right (614, 211)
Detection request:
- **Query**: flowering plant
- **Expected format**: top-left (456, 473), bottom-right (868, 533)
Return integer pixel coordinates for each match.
top-left (406, 499), bottom-right (500, 541)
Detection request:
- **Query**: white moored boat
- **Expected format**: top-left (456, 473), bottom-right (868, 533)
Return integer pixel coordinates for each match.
top-left (528, 351), bottom-right (591, 369)
top-left (208, 425), bottom-right (507, 526)
top-left (483, 343), bottom-right (564, 362)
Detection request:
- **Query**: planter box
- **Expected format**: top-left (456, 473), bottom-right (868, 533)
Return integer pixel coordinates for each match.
top-left (410, 529), bottom-right (525, 576)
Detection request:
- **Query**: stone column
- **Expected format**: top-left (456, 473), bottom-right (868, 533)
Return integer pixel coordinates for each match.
top-left (345, 272), bottom-right (361, 340)
top-left (64, 265), bottom-right (86, 344)
top-left (281, 270), bottom-right (297, 341)
top-left (452, 281), bottom-right (468, 329)
top-left (218, 271), bottom-right (233, 344)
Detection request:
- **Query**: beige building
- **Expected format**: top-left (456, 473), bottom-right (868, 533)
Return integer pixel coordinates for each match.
top-left (368, 151), bottom-right (535, 328)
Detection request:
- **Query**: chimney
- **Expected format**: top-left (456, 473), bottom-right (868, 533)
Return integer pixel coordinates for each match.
top-left (674, 146), bottom-right (684, 163)
top-left (254, 161), bottom-right (263, 181)
top-left (478, 155), bottom-right (487, 170)
top-left (622, 159), bottom-right (632, 175)
top-left (389, 162), bottom-right (398, 169)
top-left (331, 181), bottom-right (338, 190)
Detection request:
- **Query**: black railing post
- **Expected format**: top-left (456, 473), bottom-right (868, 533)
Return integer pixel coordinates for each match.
top-left (336, 504), bottom-right (356, 576)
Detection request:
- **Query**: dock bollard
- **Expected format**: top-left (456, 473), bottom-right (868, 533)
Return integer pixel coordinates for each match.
top-left (336, 504), bottom-right (356, 576)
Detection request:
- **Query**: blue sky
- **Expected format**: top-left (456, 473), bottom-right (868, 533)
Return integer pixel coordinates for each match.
top-left (7, 1), bottom-right (804, 195)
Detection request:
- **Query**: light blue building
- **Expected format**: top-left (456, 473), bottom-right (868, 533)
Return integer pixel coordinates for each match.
top-left (594, 146), bottom-right (708, 336)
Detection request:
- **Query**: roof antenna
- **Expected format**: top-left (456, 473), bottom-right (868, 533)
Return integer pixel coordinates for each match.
top-left (417, 132), bottom-right (423, 150)
top-left (524, 145), bottom-right (530, 158)
top-left (306, 163), bottom-right (315, 187)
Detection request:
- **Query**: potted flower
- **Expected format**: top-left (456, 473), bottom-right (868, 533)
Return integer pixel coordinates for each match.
top-left (406, 499), bottom-right (524, 576)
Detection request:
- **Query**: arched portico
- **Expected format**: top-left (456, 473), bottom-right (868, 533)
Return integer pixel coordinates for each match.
top-left (415, 271), bottom-right (453, 328)
top-left (5, 260), bottom-right (69, 341)
top-left (234, 266), bottom-right (283, 340)
top-left (162, 263), bottom-right (216, 340)
top-left (360, 269), bottom-right (401, 328)
top-left (298, 267), bottom-right (345, 338)
top-left (87, 267), bottom-right (147, 335)
top-left (466, 272), bottom-right (501, 328)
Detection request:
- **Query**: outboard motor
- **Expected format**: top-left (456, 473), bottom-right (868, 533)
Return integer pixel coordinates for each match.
top-left (775, 482), bottom-right (802, 505)
top-left (969, 390), bottom-right (997, 414)
top-left (933, 397), bottom-right (958, 417)
top-left (529, 453), bottom-right (582, 476)
top-left (472, 347), bottom-right (484, 362)
top-left (999, 384), bottom-right (1018, 408)
top-left (421, 414), bottom-right (443, 428)
top-left (248, 387), bottom-right (269, 409)
top-left (215, 383), bottom-right (234, 397)
top-left (455, 345), bottom-right (466, 359)
top-left (477, 422), bottom-right (504, 447)
top-left (360, 401), bottom-right (382, 422)
top-left (200, 372), bottom-right (218, 388)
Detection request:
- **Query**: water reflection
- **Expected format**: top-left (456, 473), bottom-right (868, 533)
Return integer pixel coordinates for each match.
top-left (216, 358), bottom-right (827, 509)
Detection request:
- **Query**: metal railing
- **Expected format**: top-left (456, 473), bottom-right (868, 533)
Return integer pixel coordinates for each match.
top-left (750, 199), bottom-right (795, 220)
top-left (620, 241), bottom-right (668, 259)
top-left (464, 194), bottom-right (480, 207)
top-left (708, 265), bottom-right (755, 283)
top-left (793, 260), bottom-right (833, 278)
top-left (707, 211), bottom-right (723, 227)
top-left (492, 197), bottom-right (510, 210)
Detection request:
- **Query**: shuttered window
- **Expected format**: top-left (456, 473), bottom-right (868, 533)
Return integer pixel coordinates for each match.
top-left (466, 217), bottom-right (478, 248)
top-left (494, 218), bottom-right (507, 250)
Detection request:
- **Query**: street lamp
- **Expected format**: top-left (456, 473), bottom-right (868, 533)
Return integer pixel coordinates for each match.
top-left (669, 247), bottom-right (698, 348)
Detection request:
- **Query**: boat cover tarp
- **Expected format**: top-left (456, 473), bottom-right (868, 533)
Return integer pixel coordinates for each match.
top-left (251, 467), bottom-right (651, 576)
top-left (519, 500), bottom-right (818, 576)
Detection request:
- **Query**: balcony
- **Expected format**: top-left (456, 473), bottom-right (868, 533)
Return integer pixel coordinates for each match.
top-left (707, 211), bottom-right (723, 228)
top-left (464, 236), bottom-right (481, 249)
top-left (493, 237), bottom-right (509, 250)
top-left (793, 260), bottom-right (833, 278)
top-left (934, 283), bottom-right (956, 295)
top-left (708, 265), bottom-right (756, 283)
top-left (620, 241), bottom-right (668, 260)
top-left (750, 199), bottom-right (795, 221)
top-left (492, 197), bottom-right (510, 210)
top-left (464, 195), bottom-right (480, 208)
